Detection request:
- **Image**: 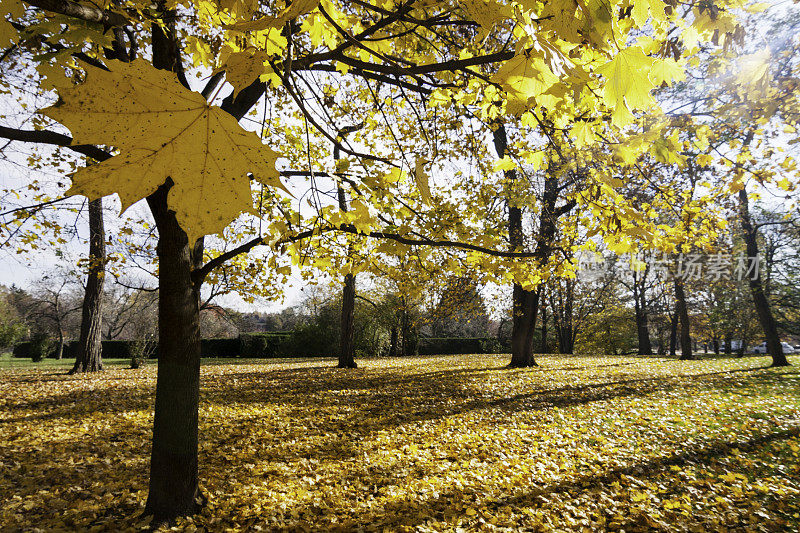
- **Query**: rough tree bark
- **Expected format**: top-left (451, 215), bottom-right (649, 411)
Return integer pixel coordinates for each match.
top-left (492, 123), bottom-right (538, 367)
top-left (336, 152), bottom-right (357, 368)
top-left (510, 287), bottom-right (539, 366)
top-left (673, 279), bottom-right (693, 360)
top-left (339, 271), bottom-right (357, 368)
top-left (70, 198), bottom-right (105, 374)
top-left (142, 10), bottom-right (207, 526)
top-left (669, 311), bottom-right (678, 357)
top-left (399, 299), bottom-right (417, 356)
top-left (553, 280), bottom-right (576, 355)
top-left (657, 326), bottom-right (666, 355)
top-left (738, 186), bottom-right (788, 366)
top-left (69, 2), bottom-right (133, 375)
top-left (143, 183), bottom-right (204, 526)
top-left (55, 327), bottom-right (64, 360)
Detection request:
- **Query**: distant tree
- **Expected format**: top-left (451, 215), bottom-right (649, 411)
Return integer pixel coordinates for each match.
top-left (574, 296), bottom-right (637, 356)
top-left (0, 286), bottom-right (27, 350)
top-left (27, 276), bottom-right (82, 359)
top-left (103, 286), bottom-right (158, 340)
top-left (428, 276), bottom-right (489, 338)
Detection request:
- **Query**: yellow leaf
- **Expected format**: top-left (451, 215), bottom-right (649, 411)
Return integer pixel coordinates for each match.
top-left (413, 158), bottom-right (432, 204)
top-left (41, 60), bottom-right (282, 242)
top-left (578, 0), bottom-right (613, 46)
top-left (226, 0), bottom-right (319, 32)
top-left (595, 46), bottom-right (657, 127)
top-left (735, 49), bottom-right (770, 93)
top-left (1, 0), bottom-right (23, 46)
top-left (491, 53), bottom-right (558, 113)
top-left (540, 0), bottom-right (581, 43)
top-left (460, 0), bottom-right (512, 39)
top-left (776, 177), bottom-right (792, 191)
top-left (218, 47), bottom-right (269, 97)
top-left (695, 154), bottom-right (714, 167)
top-left (650, 57), bottom-right (685, 86)
top-left (493, 157), bottom-right (516, 172)
top-left (631, 0), bottom-right (667, 26)
top-left (335, 158), bottom-right (350, 173)
top-left (571, 121), bottom-right (594, 147)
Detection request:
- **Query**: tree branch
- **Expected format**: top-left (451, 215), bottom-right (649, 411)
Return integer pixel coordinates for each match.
top-left (25, 0), bottom-right (129, 27)
top-left (194, 223), bottom-right (543, 285)
top-left (0, 125), bottom-right (112, 161)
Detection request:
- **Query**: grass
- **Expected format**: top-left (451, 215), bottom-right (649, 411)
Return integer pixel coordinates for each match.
top-left (0, 352), bottom-right (137, 369)
top-left (0, 353), bottom-right (331, 369)
top-left (0, 353), bottom-right (798, 531)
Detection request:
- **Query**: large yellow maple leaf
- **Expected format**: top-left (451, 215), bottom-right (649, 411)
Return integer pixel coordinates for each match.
top-left (42, 60), bottom-right (282, 241)
top-left (595, 47), bottom-right (657, 127)
top-left (1, 0), bottom-right (23, 47)
top-left (491, 53), bottom-right (559, 115)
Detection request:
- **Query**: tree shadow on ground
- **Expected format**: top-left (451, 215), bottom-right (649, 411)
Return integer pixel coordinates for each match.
top-left (336, 426), bottom-right (800, 532)
top-left (197, 364), bottom-right (775, 466)
top-left (0, 357), bottom-right (794, 531)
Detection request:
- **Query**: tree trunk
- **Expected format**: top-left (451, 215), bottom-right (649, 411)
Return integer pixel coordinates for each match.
top-left (509, 287), bottom-right (539, 367)
top-left (635, 312), bottom-right (652, 355)
top-left (669, 312), bottom-right (678, 356)
top-left (558, 328), bottom-right (575, 354)
top-left (142, 15), bottom-right (206, 525)
top-left (712, 338), bottom-right (720, 355)
top-left (55, 328), bottom-right (64, 360)
top-left (389, 324), bottom-right (398, 357)
top-left (674, 279), bottom-right (693, 360)
top-left (401, 307), bottom-right (409, 356)
top-left (493, 123), bottom-right (538, 368)
top-left (554, 281), bottom-right (575, 355)
top-left (633, 275), bottom-right (653, 355)
top-left (557, 323), bottom-right (574, 354)
top-left (738, 186), bottom-right (788, 366)
top-left (539, 292), bottom-right (548, 354)
top-left (724, 334), bottom-right (732, 354)
top-left (335, 135), bottom-right (358, 368)
top-left (657, 327), bottom-right (666, 355)
top-left (70, 198), bottom-right (105, 374)
top-left (143, 184), bottom-right (204, 526)
top-left (338, 272), bottom-right (357, 368)
top-left (400, 304), bottom-right (418, 356)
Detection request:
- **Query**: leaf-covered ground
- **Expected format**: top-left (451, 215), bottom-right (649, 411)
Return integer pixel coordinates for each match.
top-left (1, 354), bottom-right (798, 532)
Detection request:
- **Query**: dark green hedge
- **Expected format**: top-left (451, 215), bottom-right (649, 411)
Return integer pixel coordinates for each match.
top-left (240, 332), bottom-right (293, 358)
top-left (200, 338), bottom-right (240, 358)
top-left (418, 337), bottom-right (508, 355)
top-left (13, 340), bottom-right (142, 359)
top-left (14, 333), bottom-right (506, 359)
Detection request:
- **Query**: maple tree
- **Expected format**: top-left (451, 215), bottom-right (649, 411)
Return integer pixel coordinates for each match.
top-left (0, 0), bottom-right (772, 524)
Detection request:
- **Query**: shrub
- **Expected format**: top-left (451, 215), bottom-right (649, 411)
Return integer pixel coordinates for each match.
top-left (130, 336), bottom-right (157, 368)
top-left (29, 332), bottom-right (54, 362)
top-left (417, 337), bottom-right (509, 355)
top-left (240, 332), bottom-right (292, 358)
